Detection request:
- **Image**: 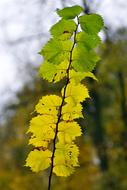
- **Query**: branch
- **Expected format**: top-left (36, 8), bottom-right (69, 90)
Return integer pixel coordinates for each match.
top-left (48, 17), bottom-right (79, 190)
top-left (82, 0), bottom-right (90, 14)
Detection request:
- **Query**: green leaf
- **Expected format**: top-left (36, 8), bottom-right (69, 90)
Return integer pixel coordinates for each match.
top-left (57, 5), bottom-right (83, 19)
top-left (50, 19), bottom-right (76, 40)
top-left (79, 14), bottom-right (104, 34)
top-left (40, 39), bottom-right (72, 64)
top-left (72, 44), bottom-right (100, 72)
top-left (39, 60), bottom-right (69, 83)
top-left (76, 31), bottom-right (101, 50)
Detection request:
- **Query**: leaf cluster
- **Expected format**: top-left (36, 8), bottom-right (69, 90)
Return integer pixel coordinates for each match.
top-left (25, 5), bottom-right (104, 178)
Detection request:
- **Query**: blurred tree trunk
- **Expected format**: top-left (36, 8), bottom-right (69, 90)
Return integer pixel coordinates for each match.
top-left (91, 89), bottom-right (108, 171)
top-left (117, 71), bottom-right (127, 153)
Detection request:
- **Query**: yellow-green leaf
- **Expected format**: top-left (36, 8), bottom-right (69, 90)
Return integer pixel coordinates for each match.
top-left (76, 31), bottom-right (101, 50)
top-left (57, 5), bottom-right (83, 19)
top-left (79, 14), bottom-right (104, 34)
top-left (70, 69), bottom-right (98, 84)
top-left (40, 39), bottom-right (72, 64)
top-left (50, 19), bottom-right (76, 40)
top-left (72, 44), bottom-right (100, 72)
top-left (39, 60), bottom-right (69, 83)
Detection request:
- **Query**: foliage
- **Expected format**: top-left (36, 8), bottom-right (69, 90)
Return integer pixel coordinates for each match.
top-left (1, 31), bottom-right (127, 190)
top-left (25, 5), bottom-right (104, 189)
top-left (1, 3), bottom-right (127, 190)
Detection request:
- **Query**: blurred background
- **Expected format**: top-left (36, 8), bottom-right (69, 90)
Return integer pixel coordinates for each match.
top-left (0, 0), bottom-right (127, 189)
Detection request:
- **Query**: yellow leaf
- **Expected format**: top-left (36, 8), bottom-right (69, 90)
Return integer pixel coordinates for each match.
top-left (25, 149), bottom-right (52, 172)
top-left (52, 60), bottom-right (68, 82)
top-left (62, 82), bottom-right (90, 104)
top-left (27, 115), bottom-right (55, 148)
top-left (58, 121), bottom-right (82, 143)
top-left (28, 115), bottom-right (56, 138)
top-left (29, 137), bottom-right (49, 148)
top-left (53, 143), bottom-right (79, 176)
top-left (62, 99), bottom-right (83, 120)
top-left (53, 164), bottom-right (74, 177)
top-left (35, 95), bottom-right (62, 116)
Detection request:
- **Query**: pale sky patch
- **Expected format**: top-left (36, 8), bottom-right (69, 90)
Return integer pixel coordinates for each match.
top-left (0, 0), bottom-right (127, 115)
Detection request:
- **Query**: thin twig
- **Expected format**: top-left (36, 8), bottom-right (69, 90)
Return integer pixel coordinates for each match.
top-left (48, 17), bottom-right (79, 190)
